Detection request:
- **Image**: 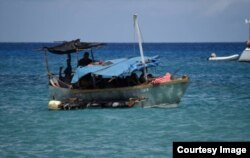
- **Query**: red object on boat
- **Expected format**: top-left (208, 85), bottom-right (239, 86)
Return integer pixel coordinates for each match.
top-left (247, 40), bottom-right (250, 48)
top-left (151, 73), bottom-right (171, 84)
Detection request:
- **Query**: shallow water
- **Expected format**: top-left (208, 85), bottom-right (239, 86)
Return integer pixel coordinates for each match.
top-left (0, 43), bottom-right (249, 157)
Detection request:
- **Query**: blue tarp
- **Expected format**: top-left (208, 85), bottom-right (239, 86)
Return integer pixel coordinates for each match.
top-left (71, 56), bottom-right (159, 83)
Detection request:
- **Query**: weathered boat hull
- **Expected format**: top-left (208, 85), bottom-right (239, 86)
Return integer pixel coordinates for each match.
top-left (49, 77), bottom-right (189, 108)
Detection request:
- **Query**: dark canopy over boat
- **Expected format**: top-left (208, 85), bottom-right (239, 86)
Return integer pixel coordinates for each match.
top-left (43, 39), bottom-right (105, 54)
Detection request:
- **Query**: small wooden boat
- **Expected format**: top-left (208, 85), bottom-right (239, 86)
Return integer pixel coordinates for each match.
top-left (41, 15), bottom-right (189, 109)
top-left (208, 53), bottom-right (239, 61)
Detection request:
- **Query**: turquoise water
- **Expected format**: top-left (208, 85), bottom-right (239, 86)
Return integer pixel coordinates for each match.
top-left (0, 43), bottom-right (250, 157)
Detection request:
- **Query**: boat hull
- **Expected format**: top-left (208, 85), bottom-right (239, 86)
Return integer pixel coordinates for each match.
top-left (208, 54), bottom-right (239, 61)
top-left (239, 48), bottom-right (250, 62)
top-left (49, 78), bottom-right (189, 108)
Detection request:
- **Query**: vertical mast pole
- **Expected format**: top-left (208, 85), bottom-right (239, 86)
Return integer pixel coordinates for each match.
top-left (133, 14), bottom-right (147, 82)
top-left (245, 19), bottom-right (250, 40)
top-left (248, 20), bottom-right (250, 48)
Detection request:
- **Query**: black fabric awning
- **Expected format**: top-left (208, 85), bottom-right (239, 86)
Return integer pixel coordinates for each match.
top-left (43, 39), bottom-right (105, 54)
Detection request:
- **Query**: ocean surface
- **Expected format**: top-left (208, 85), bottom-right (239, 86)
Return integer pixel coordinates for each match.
top-left (0, 42), bottom-right (249, 157)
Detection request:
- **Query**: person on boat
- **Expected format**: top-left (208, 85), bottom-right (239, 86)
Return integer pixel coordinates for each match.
top-left (78, 52), bottom-right (92, 67)
top-left (78, 73), bottom-right (93, 89)
top-left (59, 54), bottom-right (72, 83)
top-left (140, 73), bottom-right (154, 83)
top-left (210, 53), bottom-right (216, 58)
top-left (64, 58), bottom-right (72, 82)
top-left (247, 40), bottom-right (250, 48)
top-left (127, 73), bottom-right (140, 86)
top-left (139, 71), bottom-right (146, 83)
top-left (139, 68), bottom-right (154, 83)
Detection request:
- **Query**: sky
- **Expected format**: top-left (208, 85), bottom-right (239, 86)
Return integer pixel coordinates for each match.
top-left (0, 0), bottom-right (250, 43)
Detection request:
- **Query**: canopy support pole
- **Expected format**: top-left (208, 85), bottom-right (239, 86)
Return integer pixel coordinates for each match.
top-left (76, 49), bottom-right (79, 62)
top-left (90, 49), bottom-right (95, 62)
top-left (76, 49), bottom-right (80, 88)
top-left (248, 21), bottom-right (250, 40)
top-left (44, 50), bottom-right (50, 81)
top-left (91, 73), bottom-right (96, 88)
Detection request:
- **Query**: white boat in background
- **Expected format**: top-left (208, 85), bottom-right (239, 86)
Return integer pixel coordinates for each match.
top-left (239, 40), bottom-right (250, 62)
top-left (208, 53), bottom-right (239, 61)
top-left (239, 19), bottom-right (250, 62)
